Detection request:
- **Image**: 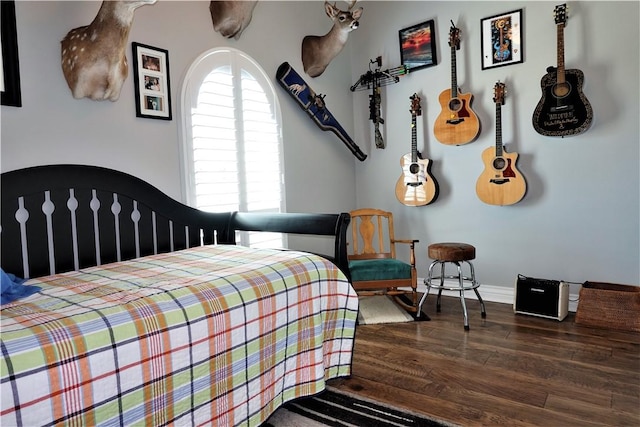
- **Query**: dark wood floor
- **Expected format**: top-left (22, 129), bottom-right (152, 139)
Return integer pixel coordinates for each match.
top-left (329, 296), bottom-right (640, 427)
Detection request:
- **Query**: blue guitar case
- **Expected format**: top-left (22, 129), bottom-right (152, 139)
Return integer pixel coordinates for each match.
top-left (276, 62), bottom-right (367, 161)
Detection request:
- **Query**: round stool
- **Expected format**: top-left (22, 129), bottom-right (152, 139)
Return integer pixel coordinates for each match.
top-left (417, 242), bottom-right (486, 330)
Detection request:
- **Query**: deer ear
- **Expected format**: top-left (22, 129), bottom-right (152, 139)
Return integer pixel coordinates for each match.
top-left (324, 2), bottom-right (338, 18)
top-left (352, 7), bottom-right (363, 19)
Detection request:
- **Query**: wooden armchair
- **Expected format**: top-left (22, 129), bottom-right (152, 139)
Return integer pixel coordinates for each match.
top-left (348, 208), bottom-right (419, 313)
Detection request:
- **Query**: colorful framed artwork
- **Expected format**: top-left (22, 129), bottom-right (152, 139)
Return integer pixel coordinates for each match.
top-left (399, 19), bottom-right (438, 72)
top-left (132, 42), bottom-right (172, 120)
top-left (481, 9), bottom-right (523, 70)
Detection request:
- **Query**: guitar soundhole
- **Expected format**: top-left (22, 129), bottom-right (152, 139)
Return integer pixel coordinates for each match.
top-left (553, 82), bottom-right (571, 99)
top-left (448, 97), bottom-right (462, 112)
top-left (493, 157), bottom-right (506, 170)
top-left (409, 163), bottom-right (420, 174)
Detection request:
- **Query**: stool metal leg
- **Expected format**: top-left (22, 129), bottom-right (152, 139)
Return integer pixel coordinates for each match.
top-left (456, 261), bottom-right (470, 330)
top-left (418, 258), bottom-right (487, 329)
top-left (417, 260), bottom-right (438, 318)
top-left (466, 260), bottom-right (487, 318)
top-left (436, 261), bottom-right (445, 312)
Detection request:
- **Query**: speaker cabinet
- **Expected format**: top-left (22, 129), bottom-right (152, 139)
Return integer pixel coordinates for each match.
top-left (514, 275), bottom-right (569, 321)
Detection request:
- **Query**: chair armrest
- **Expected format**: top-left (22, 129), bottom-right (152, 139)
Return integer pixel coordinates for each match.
top-left (392, 239), bottom-right (419, 245)
top-left (392, 239), bottom-right (418, 267)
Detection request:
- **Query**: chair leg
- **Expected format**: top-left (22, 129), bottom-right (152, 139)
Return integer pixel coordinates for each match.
top-left (411, 278), bottom-right (418, 309)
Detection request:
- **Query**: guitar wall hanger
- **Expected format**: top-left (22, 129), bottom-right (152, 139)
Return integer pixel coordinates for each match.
top-left (350, 57), bottom-right (408, 149)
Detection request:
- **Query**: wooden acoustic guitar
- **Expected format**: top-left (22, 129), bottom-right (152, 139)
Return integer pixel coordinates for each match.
top-left (396, 94), bottom-right (438, 206)
top-left (476, 82), bottom-right (527, 206)
top-left (532, 4), bottom-right (593, 137)
top-left (434, 22), bottom-right (480, 145)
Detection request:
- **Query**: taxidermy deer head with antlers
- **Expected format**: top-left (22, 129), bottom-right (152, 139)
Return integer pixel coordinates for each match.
top-left (61, 0), bottom-right (157, 101)
top-left (209, 1), bottom-right (258, 40)
top-left (302, 1), bottom-right (363, 78)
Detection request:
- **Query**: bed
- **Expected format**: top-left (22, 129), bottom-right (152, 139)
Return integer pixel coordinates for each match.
top-left (0, 164), bottom-right (358, 426)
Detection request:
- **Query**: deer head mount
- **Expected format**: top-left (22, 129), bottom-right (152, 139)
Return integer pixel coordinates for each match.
top-left (209, 1), bottom-right (258, 40)
top-left (302, 1), bottom-right (363, 78)
top-left (61, 0), bottom-right (157, 101)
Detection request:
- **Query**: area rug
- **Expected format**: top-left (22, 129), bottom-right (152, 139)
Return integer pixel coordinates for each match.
top-left (357, 295), bottom-right (415, 325)
top-left (263, 387), bottom-right (453, 427)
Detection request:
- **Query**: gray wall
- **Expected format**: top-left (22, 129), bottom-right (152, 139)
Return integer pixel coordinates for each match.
top-left (349, 1), bottom-right (639, 289)
top-left (2, 1), bottom-right (638, 290)
top-left (1, 0), bottom-right (357, 213)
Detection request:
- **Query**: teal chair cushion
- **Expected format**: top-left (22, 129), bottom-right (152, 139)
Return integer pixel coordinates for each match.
top-left (348, 259), bottom-right (412, 282)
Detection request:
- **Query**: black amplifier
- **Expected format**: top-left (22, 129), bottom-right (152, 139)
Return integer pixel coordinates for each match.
top-left (513, 274), bottom-right (569, 321)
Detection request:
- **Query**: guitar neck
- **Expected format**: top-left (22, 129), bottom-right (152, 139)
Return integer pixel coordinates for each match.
top-left (495, 103), bottom-right (503, 156)
top-left (411, 115), bottom-right (418, 162)
top-left (450, 46), bottom-right (458, 98)
top-left (556, 23), bottom-right (566, 84)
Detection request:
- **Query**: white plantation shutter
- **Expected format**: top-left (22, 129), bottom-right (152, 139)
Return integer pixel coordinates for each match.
top-left (181, 48), bottom-right (284, 248)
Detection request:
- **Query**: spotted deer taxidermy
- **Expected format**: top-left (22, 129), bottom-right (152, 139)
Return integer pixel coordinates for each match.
top-left (209, 1), bottom-right (258, 40)
top-left (61, 0), bottom-right (157, 101)
top-left (302, 1), bottom-right (363, 78)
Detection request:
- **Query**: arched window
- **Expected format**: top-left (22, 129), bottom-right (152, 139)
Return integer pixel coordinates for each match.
top-left (181, 48), bottom-right (284, 247)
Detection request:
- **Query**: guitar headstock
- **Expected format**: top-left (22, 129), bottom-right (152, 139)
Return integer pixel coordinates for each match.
top-left (493, 81), bottom-right (506, 105)
top-left (448, 22), bottom-right (461, 50)
top-left (554, 3), bottom-right (568, 26)
top-left (410, 93), bottom-right (422, 116)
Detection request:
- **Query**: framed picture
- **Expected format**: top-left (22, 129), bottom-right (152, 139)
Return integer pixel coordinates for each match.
top-left (132, 42), bottom-right (172, 120)
top-left (399, 19), bottom-right (437, 72)
top-left (481, 9), bottom-right (523, 70)
top-left (1, 0), bottom-right (22, 107)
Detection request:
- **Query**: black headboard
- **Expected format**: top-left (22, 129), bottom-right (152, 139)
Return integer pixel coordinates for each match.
top-left (1, 165), bottom-right (230, 278)
top-left (1, 165), bottom-right (350, 279)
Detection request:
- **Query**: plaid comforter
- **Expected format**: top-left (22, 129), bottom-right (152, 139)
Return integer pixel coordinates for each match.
top-left (0, 245), bottom-right (358, 426)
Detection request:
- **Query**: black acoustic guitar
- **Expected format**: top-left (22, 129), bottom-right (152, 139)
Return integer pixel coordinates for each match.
top-left (533, 4), bottom-right (593, 137)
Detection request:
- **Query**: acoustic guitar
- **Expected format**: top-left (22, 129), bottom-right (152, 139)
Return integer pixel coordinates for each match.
top-left (532, 4), bottom-right (593, 137)
top-left (396, 94), bottom-right (438, 206)
top-left (434, 22), bottom-right (480, 145)
top-left (476, 82), bottom-right (527, 206)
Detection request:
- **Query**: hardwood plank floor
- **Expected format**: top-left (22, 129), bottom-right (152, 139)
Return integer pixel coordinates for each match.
top-left (328, 296), bottom-right (640, 426)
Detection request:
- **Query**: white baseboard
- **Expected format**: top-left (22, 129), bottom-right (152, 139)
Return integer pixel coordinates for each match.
top-left (413, 278), bottom-right (580, 313)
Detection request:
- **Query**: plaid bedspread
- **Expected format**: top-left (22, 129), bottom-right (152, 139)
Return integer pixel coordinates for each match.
top-left (0, 245), bottom-right (358, 426)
